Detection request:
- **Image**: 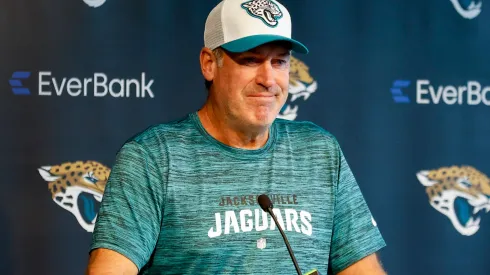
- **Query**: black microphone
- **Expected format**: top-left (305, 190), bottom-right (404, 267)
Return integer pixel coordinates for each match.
top-left (258, 194), bottom-right (302, 275)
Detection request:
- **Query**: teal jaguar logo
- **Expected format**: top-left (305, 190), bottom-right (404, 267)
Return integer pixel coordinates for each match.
top-left (38, 161), bottom-right (110, 232)
top-left (241, 0), bottom-right (283, 27)
top-left (416, 165), bottom-right (490, 236)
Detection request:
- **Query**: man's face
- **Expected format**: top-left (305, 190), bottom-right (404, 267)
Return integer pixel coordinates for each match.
top-left (211, 42), bottom-right (290, 130)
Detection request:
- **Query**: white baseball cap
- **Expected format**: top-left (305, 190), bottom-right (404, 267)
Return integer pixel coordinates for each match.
top-left (204, 0), bottom-right (308, 54)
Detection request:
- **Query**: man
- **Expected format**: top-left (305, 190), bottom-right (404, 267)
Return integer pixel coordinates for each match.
top-left (86, 0), bottom-right (387, 274)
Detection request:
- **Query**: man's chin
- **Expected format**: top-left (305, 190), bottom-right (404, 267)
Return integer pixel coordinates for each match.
top-left (242, 118), bottom-right (276, 135)
top-left (252, 110), bottom-right (279, 124)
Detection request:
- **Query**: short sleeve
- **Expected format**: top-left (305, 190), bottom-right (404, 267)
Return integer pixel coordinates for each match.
top-left (90, 140), bottom-right (166, 270)
top-left (329, 144), bottom-right (386, 274)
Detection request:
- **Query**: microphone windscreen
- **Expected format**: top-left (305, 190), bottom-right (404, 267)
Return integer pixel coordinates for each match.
top-left (258, 194), bottom-right (273, 211)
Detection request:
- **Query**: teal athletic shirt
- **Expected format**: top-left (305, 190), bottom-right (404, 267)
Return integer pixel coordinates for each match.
top-left (90, 112), bottom-right (386, 274)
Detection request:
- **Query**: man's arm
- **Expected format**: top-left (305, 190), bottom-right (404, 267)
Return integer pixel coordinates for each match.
top-left (337, 253), bottom-right (386, 275)
top-left (327, 141), bottom-right (387, 274)
top-left (85, 248), bottom-right (138, 275)
top-left (87, 141), bottom-right (166, 274)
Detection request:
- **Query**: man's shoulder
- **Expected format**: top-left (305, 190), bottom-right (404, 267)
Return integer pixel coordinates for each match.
top-left (123, 113), bottom-right (197, 148)
top-left (274, 118), bottom-right (337, 143)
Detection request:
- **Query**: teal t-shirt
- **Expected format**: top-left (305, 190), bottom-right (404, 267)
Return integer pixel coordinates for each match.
top-left (90, 112), bottom-right (386, 274)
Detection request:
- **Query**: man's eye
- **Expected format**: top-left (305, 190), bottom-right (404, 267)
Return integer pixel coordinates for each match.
top-left (273, 59), bottom-right (289, 67)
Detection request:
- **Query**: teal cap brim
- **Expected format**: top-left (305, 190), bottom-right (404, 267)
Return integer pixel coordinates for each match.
top-left (220, 34), bottom-right (309, 54)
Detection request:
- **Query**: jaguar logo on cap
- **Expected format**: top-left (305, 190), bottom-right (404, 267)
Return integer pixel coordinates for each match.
top-left (241, 0), bottom-right (283, 27)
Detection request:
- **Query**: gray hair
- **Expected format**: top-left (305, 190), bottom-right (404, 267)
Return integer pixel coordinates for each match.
top-left (212, 47), bottom-right (224, 68)
top-left (205, 47), bottom-right (224, 90)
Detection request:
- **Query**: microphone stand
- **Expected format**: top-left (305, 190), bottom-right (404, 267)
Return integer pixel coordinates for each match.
top-left (267, 207), bottom-right (302, 275)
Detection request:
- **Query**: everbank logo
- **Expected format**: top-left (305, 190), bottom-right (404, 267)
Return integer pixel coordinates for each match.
top-left (9, 71), bottom-right (155, 98)
top-left (391, 79), bottom-right (490, 106)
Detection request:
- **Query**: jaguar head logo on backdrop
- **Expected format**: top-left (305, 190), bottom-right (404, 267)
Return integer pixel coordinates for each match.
top-left (278, 56), bottom-right (318, 121)
top-left (83, 0), bottom-right (106, 8)
top-left (450, 0), bottom-right (482, 19)
top-left (416, 165), bottom-right (490, 236)
top-left (38, 161), bottom-right (110, 232)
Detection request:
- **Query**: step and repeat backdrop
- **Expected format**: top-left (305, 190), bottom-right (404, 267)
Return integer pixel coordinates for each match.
top-left (1, 0), bottom-right (489, 274)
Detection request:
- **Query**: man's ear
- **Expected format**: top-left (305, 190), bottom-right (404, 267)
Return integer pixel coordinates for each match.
top-left (200, 47), bottom-right (216, 82)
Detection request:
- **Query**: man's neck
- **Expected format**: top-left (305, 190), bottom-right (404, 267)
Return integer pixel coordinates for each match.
top-left (197, 105), bottom-right (270, 150)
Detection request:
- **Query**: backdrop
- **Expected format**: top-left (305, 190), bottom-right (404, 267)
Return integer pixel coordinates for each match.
top-left (1, 0), bottom-right (489, 274)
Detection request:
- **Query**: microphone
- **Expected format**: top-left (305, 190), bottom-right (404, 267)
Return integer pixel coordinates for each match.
top-left (258, 194), bottom-right (302, 275)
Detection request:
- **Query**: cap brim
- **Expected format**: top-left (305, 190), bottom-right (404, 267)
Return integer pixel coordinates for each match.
top-left (220, 34), bottom-right (308, 54)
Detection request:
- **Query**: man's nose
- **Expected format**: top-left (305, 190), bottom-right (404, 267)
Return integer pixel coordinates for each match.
top-left (255, 61), bottom-right (276, 89)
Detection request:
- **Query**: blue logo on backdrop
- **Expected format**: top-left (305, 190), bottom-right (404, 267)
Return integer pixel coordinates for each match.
top-left (9, 71), bottom-right (31, 95)
top-left (390, 79), bottom-right (490, 106)
top-left (390, 80), bottom-right (411, 103)
top-left (450, 0), bottom-right (483, 19)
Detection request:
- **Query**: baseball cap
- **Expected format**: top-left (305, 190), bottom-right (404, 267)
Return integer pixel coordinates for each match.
top-left (204, 0), bottom-right (308, 54)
